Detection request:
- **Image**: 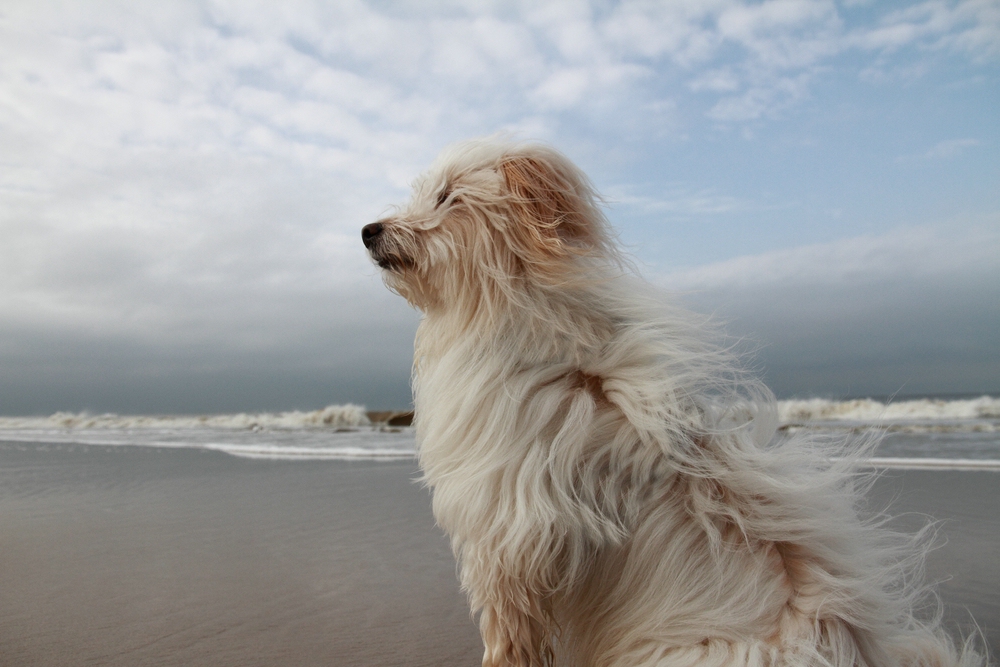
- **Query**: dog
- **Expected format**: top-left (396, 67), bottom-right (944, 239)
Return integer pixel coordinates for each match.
top-left (362, 138), bottom-right (983, 667)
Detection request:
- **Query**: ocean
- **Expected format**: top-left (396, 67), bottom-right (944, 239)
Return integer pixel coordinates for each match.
top-left (0, 397), bottom-right (996, 664)
top-left (1, 396), bottom-right (998, 468)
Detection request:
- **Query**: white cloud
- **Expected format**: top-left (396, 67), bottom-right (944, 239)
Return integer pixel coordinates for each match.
top-left (600, 1), bottom-right (724, 64)
top-left (848, 0), bottom-right (1000, 59)
top-left (923, 137), bottom-right (982, 158)
top-left (609, 185), bottom-right (755, 217)
top-left (532, 67), bottom-right (592, 108)
top-left (2, 0), bottom-right (992, 338)
top-left (895, 137), bottom-right (982, 162)
top-left (707, 88), bottom-right (772, 121)
top-left (689, 67), bottom-right (742, 92)
top-left (658, 223), bottom-right (1000, 290)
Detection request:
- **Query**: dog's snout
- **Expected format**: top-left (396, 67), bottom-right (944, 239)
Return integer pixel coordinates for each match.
top-left (362, 222), bottom-right (384, 248)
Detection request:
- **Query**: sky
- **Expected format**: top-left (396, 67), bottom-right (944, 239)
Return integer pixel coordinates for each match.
top-left (0, 0), bottom-right (997, 414)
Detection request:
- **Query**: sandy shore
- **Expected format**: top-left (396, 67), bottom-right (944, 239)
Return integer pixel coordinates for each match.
top-left (0, 442), bottom-right (995, 666)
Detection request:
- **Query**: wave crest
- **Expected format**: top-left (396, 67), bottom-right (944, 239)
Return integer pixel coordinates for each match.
top-left (777, 396), bottom-right (1000, 423)
top-left (0, 404), bottom-right (372, 430)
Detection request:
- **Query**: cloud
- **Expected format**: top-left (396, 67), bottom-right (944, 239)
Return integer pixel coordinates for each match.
top-left (0, 1), bottom-right (996, 411)
top-left (921, 138), bottom-right (981, 159)
top-left (659, 224), bottom-right (1000, 288)
top-left (894, 138), bottom-right (982, 162)
top-left (532, 67), bottom-right (593, 109)
top-left (656, 224), bottom-right (1000, 397)
top-left (688, 67), bottom-right (742, 93)
top-left (608, 185), bottom-right (755, 218)
top-left (848, 0), bottom-right (1000, 71)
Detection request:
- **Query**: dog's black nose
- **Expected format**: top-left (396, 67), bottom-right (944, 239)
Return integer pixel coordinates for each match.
top-left (362, 222), bottom-right (383, 248)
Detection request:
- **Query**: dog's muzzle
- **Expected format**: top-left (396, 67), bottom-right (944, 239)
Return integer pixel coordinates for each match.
top-left (363, 220), bottom-right (412, 270)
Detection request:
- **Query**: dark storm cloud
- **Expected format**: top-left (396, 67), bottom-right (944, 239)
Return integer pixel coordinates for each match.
top-left (661, 225), bottom-right (1000, 398)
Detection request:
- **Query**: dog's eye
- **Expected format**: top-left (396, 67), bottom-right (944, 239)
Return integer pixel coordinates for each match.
top-left (436, 188), bottom-right (451, 209)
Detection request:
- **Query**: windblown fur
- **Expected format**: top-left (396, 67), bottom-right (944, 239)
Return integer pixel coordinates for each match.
top-left (362, 138), bottom-right (984, 667)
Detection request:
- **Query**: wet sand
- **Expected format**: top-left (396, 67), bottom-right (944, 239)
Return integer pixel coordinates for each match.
top-left (0, 442), bottom-right (995, 665)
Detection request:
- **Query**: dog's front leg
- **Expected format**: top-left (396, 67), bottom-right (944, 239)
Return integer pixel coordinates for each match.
top-left (477, 581), bottom-right (552, 667)
top-left (461, 546), bottom-right (554, 667)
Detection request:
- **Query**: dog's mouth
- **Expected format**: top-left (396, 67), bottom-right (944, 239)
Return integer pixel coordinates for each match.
top-left (374, 252), bottom-right (414, 271)
top-left (368, 242), bottom-right (415, 271)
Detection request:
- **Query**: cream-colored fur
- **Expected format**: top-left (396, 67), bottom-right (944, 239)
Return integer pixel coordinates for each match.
top-left (362, 138), bottom-right (984, 667)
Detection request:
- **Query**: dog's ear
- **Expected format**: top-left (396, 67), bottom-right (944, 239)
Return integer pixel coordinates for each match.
top-left (499, 155), bottom-right (596, 268)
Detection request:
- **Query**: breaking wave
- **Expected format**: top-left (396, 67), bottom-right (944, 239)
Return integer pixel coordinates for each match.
top-left (778, 395), bottom-right (1000, 422)
top-left (0, 405), bottom-right (416, 461)
top-left (0, 404), bottom-right (373, 431)
top-left (777, 396), bottom-right (1000, 433)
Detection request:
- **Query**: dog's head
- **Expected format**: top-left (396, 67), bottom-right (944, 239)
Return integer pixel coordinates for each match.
top-left (362, 138), bottom-right (617, 312)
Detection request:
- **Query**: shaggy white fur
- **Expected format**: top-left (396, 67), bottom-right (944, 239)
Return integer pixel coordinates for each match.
top-left (362, 138), bottom-right (984, 667)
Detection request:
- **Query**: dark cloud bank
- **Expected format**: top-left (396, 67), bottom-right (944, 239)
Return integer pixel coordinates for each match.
top-left (690, 274), bottom-right (1000, 401)
top-left (2, 263), bottom-right (996, 416)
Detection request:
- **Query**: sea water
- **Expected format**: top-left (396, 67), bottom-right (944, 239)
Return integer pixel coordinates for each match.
top-left (0, 397), bottom-right (998, 468)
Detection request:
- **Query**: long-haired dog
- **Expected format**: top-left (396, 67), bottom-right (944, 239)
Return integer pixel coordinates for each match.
top-left (362, 138), bottom-right (983, 667)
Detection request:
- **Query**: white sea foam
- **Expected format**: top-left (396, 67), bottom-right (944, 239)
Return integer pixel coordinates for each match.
top-left (0, 404), bottom-right (414, 461)
top-left (777, 395), bottom-right (1000, 422)
top-left (856, 457), bottom-right (1000, 471)
top-left (777, 396), bottom-right (1000, 428)
top-left (0, 423), bottom-right (417, 462)
top-left (0, 404), bottom-right (372, 431)
top-left (0, 399), bottom-right (997, 463)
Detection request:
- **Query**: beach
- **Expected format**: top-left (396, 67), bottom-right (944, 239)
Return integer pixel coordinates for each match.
top-left (0, 441), bottom-right (996, 666)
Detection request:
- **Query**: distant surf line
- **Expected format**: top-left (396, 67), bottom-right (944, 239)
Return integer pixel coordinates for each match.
top-left (2, 436), bottom-right (998, 468)
top-left (854, 457), bottom-right (1000, 471)
top-left (193, 450), bottom-right (1000, 468)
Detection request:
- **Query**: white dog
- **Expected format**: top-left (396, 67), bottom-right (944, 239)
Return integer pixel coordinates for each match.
top-left (362, 138), bottom-right (982, 667)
